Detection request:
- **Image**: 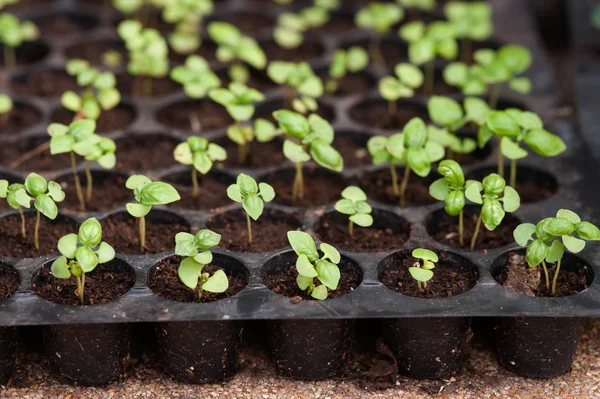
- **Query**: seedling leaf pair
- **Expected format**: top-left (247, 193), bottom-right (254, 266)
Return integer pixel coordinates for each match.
top-left (335, 186), bottom-right (373, 237)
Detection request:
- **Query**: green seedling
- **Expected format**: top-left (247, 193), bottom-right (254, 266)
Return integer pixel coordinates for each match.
top-left (409, 248), bottom-right (437, 292)
top-left (0, 93), bottom-right (12, 128)
top-left (118, 20), bottom-right (169, 97)
top-left (355, 2), bottom-right (404, 66)
top-left (274, 7), bottom-right (330, 49)
top-left (51, 218), bottom-right (115, 304)
top-left (379, 63), bottom-right (423, 122)
top-left (443, 44), bottom-right (532, 108)
top-left (0, 173), bottom-right (65, 250)
top-left (227, 173), bottom-right (275, 245)
top-left (267, 61), bottom-right (324, 113)
top-left (464, 173), bottom-right (520, 250)
top-left (397, 0), bottom-right (435, 11)
top-left (479, 109), bottom-right (566, 187)
top-left (367, 117), bottom-right (445, 205)
top-left (102, 50), bottom-right (123, 68)
top-left (287, 231), bottom-right (341, 300)
top-left (163, 0), bottom-right (213, 54)
top-left (0, 12), bottom-right (38, 69)
top-left (175, 229), bottom-right (228, 299)
top-left (326, 46), bottom-right (369, 93)
top-left (207, 21), bottom-right (267, 84)
top-left (444, 1), bottom-right (493, 61)
top-left (514, 209), bottom-right (600, 295)
top-left (173, 136), bottom-right (226, 198)
top-left (334, 186), bottom-right (373, 238)
top-left (399, 21), bottom-right (458, 94)
top-left (315, 0), bottom-right (340, 9)
top-left (273, 110), bottom-right (343, 203)
top-left (125, 175), bottom-right (181, 251)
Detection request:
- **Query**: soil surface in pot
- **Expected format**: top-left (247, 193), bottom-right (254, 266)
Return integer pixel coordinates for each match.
top-left (0, 265), bottom-right (19, 301)
top-left (0, 138), bottom-right (71, 172)
top-left (333, 134), bottom-right (371, 168)
top-left (0, 104), bottom-right (41, 135)
top-left (0, 42), bottom-right (49, 66)
top-left (207, 209), bottom-right (300, 253)
top-left (101, 212), bottom-right (189, 255)
top-left (32, 260), bottom-right (135, 306)
top-left (358, 167), bottom-right (436, 206)
top-left (215, 139), bottom-right (285, 170)
top-left (428, 208), bottom-right (520, 250)
top-left (167, 175), bottom-right (231, 211)
top-left (36, 14), bottom-right (94, 36)
top-left (59, 173), bottom-right (130, 212)
top-left (115, 134), bottom-right (178, 171)
top-left (11, 69), bottom-right (78, 98)
top-left (266, 169), bottom-right (346, 208)
top-left (314, 211), bottom-right (410, 252)
top-left (0, 214), bottom-right (76, 258)
top-left (312, 13), bottom-right (355, 34)
top-left (262, 40), bottom-right (324, 62)
top-left (349, 100), bottom-right (429, 131)
top-left (379, 251), bottom-right (478, 298)
top-left (64, 40), bottom-right (127, 67)
top-left (514, 180), bottom-right (557, 204)
top-left (51, 105), bottom-right (136, 133)
top-left (495, 252), bottom-right (589, 297)
top-left (349, 39), bottom-right (408, 66)
top-left (148, 257), bottom-right (247, 303)
top-left (319, 73), bottom-right (375, 97)
top-left (116, 75), bottom-right (180, 98)
top-left (157, 100), bottom-right (232, 133)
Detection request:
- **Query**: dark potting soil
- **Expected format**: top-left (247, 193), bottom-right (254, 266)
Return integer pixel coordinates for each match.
top-left (115, 134), bottom-right (178, 171)
top-left (114, 10), bottom-right (174, 33)
top-left (495, 252), bottom-right (589, 297)
top-left (312, 13), bottom-right (356, 34)
top-left (0, 265), bottom-right (19, 301)
top-left (213, 12), bottom-right (275, 35)
top-left (215, 138), bottom-right (286, 169)
top-left (168, 41), bottom-right (218, 65)
top-left (379, 251), bottom-right (478, 298)
top-left (167, 177), bottom-right (231, 211)
top-left (358, 167), bottom-right (437, 206)
top-left (414, 74), bottom-right (461, 97)
top-left (266, 169), bottom-right (346, 208)
top-left (262, 40), bottom-right (325, 62)
top-left (51, 105), bottom-right (136, 133)
top-left (333, 134), bottom-right (371, 168)
top-left (32, 260), bottom-right (135, 306)
top-left (349, 100), bottom-right (429, 131)
top-left (148, 257), bottom-right (247, 303)
top-left (314, 212), bottom-right (410, 252)
top-left (0, 138), bottom-right (71, 172)
top-left (101, 213), bottom-right (189, 255)
top-left (0, 104), bottom-right (41, 135)
top-left (11, 69), bottom-right (79, 98)
top-left (64, 40), bottom-right (128, 67)
top-left (0, 42), bottom-right (49, 67)
top-left (375, 40), bottom-right (409, 66)
top-left (36, 14), bottom-right (94, 37)
top-left (516, 180), bottom-right (557, 204)
top-left (157, 100), bottom-right (232, 133)
top-left (59, 173), bottom-right (130, 212)
top-left (206, 209), bottom-right (300, 253)
top-left (0, 214), bottom-right (76, 258)
top-left (428, 209), bottom-right (520, 250)
top-left (116, 75), bottom-right (180, 98)
top-left (322, 73), bottom-right (375, 98)
top-left (263, 263), bottom-right (361, 300)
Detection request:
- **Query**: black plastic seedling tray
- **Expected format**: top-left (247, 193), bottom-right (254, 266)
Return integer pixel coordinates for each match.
top-left (0, 0), bottom-right (598, 329)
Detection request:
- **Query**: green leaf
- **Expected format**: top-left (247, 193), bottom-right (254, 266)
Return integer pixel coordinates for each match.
top-left (335, 199), bottom-right (356, 215)
top-left (509, 77), bottom-right (532, 94)
top-left (443, 62), bottom-right (468, 86)
top-left (320, 242), bottom-right (340, 263)
top-left (50, 134), bottom-right (75, 154)
top-left (78, 217), bottom-right (102, 247)
top-left (428, 96), bottom-right (464, 128)
top-left (481, 199), bottom-right (505, 231)
top-left (438, 159), bottom-right (465, 188)
top-left (24, 173), bottom-right (47, 196)
top-left (193, 152), bottom-right (214, 175)
top-left (194, 251), bottom-right (213, 265)
top-left (478, 125), bottom-right (494, 148)
top-left (178, 257), bottom-right (202, 289)
top-left (497, 44), bottom-right (532, 74)
top-left (575, 222), bottom-right (600, 241)
top-left (513, 223), bottom-right (536, 246)
top-left (175, 232), bottom-right (198, 257)
top-left (310, 284), bottom-right (328, 300)
top-left (523, 129), bottom-right (566, 157)
top-left (287, 231), bottom-right (319, 262)
top-left (202, 269), bottom-right (229, 293)
top-left (258, 183), bottom-right (275, 202)
top-left (274, 110), bottom-right (310, 139)
top-left (482, 173), bottom-right (506, 196)
top-left (76, 246), bottom-right (98, 273)
top-left (546, 218), bottom-right (575, 236)
top-left (563, 234), bottom-right (586, 253)
top-left (316, 259), bottom-right (340, 290)
top-left (34, 194), bottom-right (58, 220)
top-left (296, 254), bottom-right (318, 277)
top-left (237, 174), bottom-right (258, 196)
top-left (309, 140), bottom-right (343, 172)
top-left (556, 209), bottom-right (581, 224)
top-left (412, 248), bottom-right (438, 262)
top-left (57, 233), bottom-right (78, 259)
top-left (194, 229), bottom-right (221, 250)
top-left (51, 256), bottom-right (71, 279)
top-left (350, 213), bottom-right (373, 227)
top-left (500, 137), bottom-right (528, 160)
top-left (429, 178), bottom-right (449, 201)
top-left (227, 184), bottom-right (242, 203)
top-left (545, 240), bottom-right (564, 263)
top-left (465, 180), bottom-right (483, 204)
top-left (137, 182), bottom-right (181, 205)
top-left (502, 186), bottom-right (520, 212)
top-left (464, 97), bottom-right (490, 125)
top-left (526, 239), bottom-right (548, 267)
top-left (444, 190), bottom-right (465, 217)
top-left (409, 267), bottom-right (433, 282)
top-left (96, 242), bottom-right (115, 264)
top-left (61, 91), bottom-right (81, 111)
top-left (296, 275), bottom-right (313, 291)
top-left (486, 111), bottom-right (520, 137)
top-left (243, 194), bottom-right (264, 221)
top-left (406, 148), bottom-right (431, 177)
top-left (341, 186), bottom-right (366, 202)
top-left (126, 175), bottom-right (152, 190)
top-left (283, 140), bottom-right (310, 163)
top-left (395, 63), bottom-right (424, 88)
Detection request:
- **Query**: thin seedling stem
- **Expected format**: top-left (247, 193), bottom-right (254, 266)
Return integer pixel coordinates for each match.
top-left (139, 215), bottom-right (146, 252)
top-left (70, 152), bottom-right (86, 211)
top-left (8, 141), bottom-right (50, 169)
top-left (246, 212), bottom-right (253, 245)
top-left (510, 158), bottom-right (517, 188)
top-left (34, 210), bottom-right (40, 250)
top-left (18, 206), bottom-right (26, 240)
top-left (77, 273), bottom-right (86, 304)
top-left (368, 34), bottom-right (384, 67)
top-left (3, 45), bottom-right (16, 70)
top-left (551, 258), bottom-right (562, 295)
top-left (388, 100), bottom-right (397, 124)
top-left (390, 164), bottom-right (399, 196)
top-left (461, 38), bottom-right (472, 63)
top-left (292, 162), bottom-right (304, 203)
top-left (497, 150), bottom-right (504, 177)
top-left (425, 60), bottom-right (434, 95)
top-left (192, 167), bottom-right (199, 198)
top-left (85, 161), bottom-right (93, 202)
top-left (541, 259), bottom-right (550, 290)
top-left (459, 209), bottom-right (464, 247)
top-left (399, 166), bottom-right (411, 206)
top-left (469, 213), bottom-right (483, 250)
top-left (489, 83), bottom-right (501, 109)
top-left (348, 220), bottom-right (354, 238)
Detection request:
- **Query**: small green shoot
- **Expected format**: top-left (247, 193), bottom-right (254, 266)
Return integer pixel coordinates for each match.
top-left (355, 2), bottom-right (404, 66)
top-left (0, 12), bottom-right (38, 69)
top-left (379, 63), bottom-right (423, 122)
top-left (327, 46), bottom-right (369, 93)
top-left (267, 61), bottom-right (323, 113)
top-left (164, 0), bottom-right (213, 54)
top-left (409, 248), bottom-right (437, 292)
top-left (173, 137), bottom-right (227, 198)
top-left (444, 1), bottom-right (493, 61)
top-left (274, 7), bottom-right (330, 49)
top-left (334, 186), bottom-right (373, 238)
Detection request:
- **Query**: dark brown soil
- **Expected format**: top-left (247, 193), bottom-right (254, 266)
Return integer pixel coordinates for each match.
top-left (59, 172), bottom-right (130, 212)
top-left (262, 40), bottom-right (325, 62)
top-left (51, 104), bottom-right (136, 133)
top-left (319, 73), bottom-right (375, 98)
top-left (349, 100), bottom-right (429, 131)
top-left (36, 13), bottom-right (96, 37)
top-left (214, 138), bottom-right (285, 169)
top-left (358, 167), bottom-right (437, 207)
top-left (113, 9), bottom-right (174, 33)
top-left (0, 42), bottom-right (50, 67)
top-left (164, 173), bottom-right (232, 211)
top-left (414, 70), bottom-right (461, 97)
top-left (0, 214), bottom-right (77, 258)
top-left (116, 75), bottom-right (180, 98)
top-left (378, 250), bottom-right (478, 299)
top-left (312, 12), bottom-right (356, 34)
top-left (265, 168), bottom-right (346, 208)
top-left (32, 260), bottom-right (135, 306)
top-left (11, 69), bottom-right (79, 98)
top-left (333, 133), bottom-right (371, 168)
top-left (206, 209), bottom-right (300, 253)
top-left (64, 39), bottom-right (128, 67)
top-left (0, 265), bottom-right (19, 301)
top-left (210, 12), bottom-right (275, 35)
top-left (515, 180), bottom-right (557, 204)
top-left (148, 256), bottom-right (247, 303)
top-left (101, 212), bottom-right (189, 255)
top-left (219, 68), bottom-right (278, 94)
top-left (169, 41), bottom-right (218, 65)
top-left (495, 252), bottom-right (589, 298)
top-left (0, 103), bottom-right (41, 135)
top-left (344, 39), bottom-right (408, 67)
top-left (427, 208), bottom-right (521, 250)
top-left (254, 99), bottom-right (335, 124)
top-left (314, 211), bottom-right (410, 252)
top-left (115, 134), bottom-right (179, 171)
top-left (0, 137), bottom-right (71, 172)
top-left (157, 100), bottom-right (232, 133)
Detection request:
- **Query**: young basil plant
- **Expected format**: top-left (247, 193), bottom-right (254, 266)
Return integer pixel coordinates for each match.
top-left (444, 1), bottom-right (493, 61)
top-left (170, 55), bottom-right (221, 100)
top-left (118, 20), bottom-right (169, 97)
top-left (0, 12), bottom-right (38, 69)
top-left (399, 21), bottom-right (458, 93)
top-left (355, 2), bottom-right (404, 66)
top-left (409, 248), bottom-right (437, 292)
top-left (514, 209), bottom-right (600, 295)
top-left (175, 229), bottom-right (228, 299)
top-left (0, 173), bottom-right (64, 250)
top-left (163, 0), bottom-right (213, 55)
top-left (51, 218), bottom-right (115, 304)
top-left (173, 137), bottom-right (227, 198)
top-left (327, 46), bottom-right (369, 94)
top-left (379, 63), bottom-right (423, 122)
top-left (274, 7), bottom-right (330, 50)
top-left (464, 173), bottom-right (520, 250)
top-left (367, 117), bottom-right (445, 205)
top-left (479, 109), bottom-right (566, 188)
top-left (62, 59), bottom-right (121, 121)
top-left (287, 231), bottom-right (341, 300)
top-left (267, 61), bottom-right (323, 114)
top-left (125, 175), bottom-right (181, 252)
top-left (0, 94), bottom-right (12, 127)
top-left (227, 173), bottom-right (275, 245)
top-left (273, 110), bottom-right (343, 203)
top-left (334, 186), bottom-right (373, 238)
top-left (207, 21), bottom-right (267, 84)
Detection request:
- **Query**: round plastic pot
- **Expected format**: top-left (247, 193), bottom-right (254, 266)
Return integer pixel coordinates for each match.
top-left (43, 323), bottom-right (131, 386)
top-left (381, 317), bottom-right (471, 379)
top-left (267, 319), bottom-right (355, 380)
top-left (495, 317), bottom-right (583, 378)
top-left (0, 327), bottom-right (16, 384)
top-left (155, 320), bottom-right (242, 383)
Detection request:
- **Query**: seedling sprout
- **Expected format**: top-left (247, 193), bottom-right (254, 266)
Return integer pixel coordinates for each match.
top-left (379, 63), bottom-right (423, 122)
top-left (173, 137), bottom-right (227, 198)
top-left (334, 186), bottom-right (373, 238)
top-left (444, 1), bottom-right (493, 61)
top-left (267, 61), bottom-right (323, 113)
top-left (327, 46), bottom-right (369, 94)
top-left (355, 2), bottom-right (404, 66)
top-left (163, 0), bottom-right (214, 55)
top-left (0, 12), bottom-right (38, 69)
top-left (409, 248), bottom-right (437, 292)
top-left (274, 6), bottom-right (330, 49)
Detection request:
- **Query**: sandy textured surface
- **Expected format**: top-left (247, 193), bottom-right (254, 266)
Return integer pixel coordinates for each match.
top-left (0, 319), bottom-right (598, 399)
